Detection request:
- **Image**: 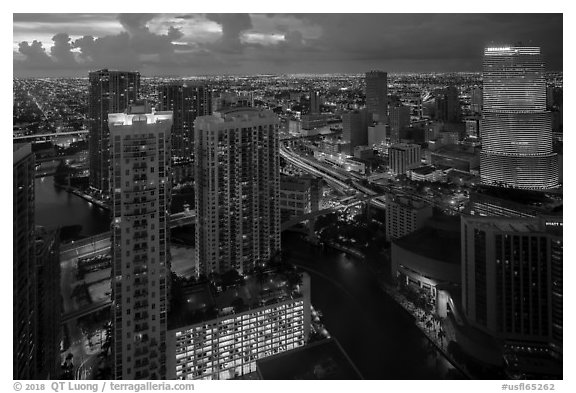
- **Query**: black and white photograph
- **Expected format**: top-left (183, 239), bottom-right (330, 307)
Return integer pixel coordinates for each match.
top-left (9, 4), bottom-right (570, 389)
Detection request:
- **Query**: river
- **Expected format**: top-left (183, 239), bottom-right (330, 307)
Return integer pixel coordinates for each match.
top-left (35, 174), bottom-right (462, 379)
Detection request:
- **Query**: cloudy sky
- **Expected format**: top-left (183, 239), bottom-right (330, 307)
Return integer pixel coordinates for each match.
top-left (13, 13), bottom-right (563, 77)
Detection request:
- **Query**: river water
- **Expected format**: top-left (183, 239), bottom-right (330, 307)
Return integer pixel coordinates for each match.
top-left (35, 174), bottom-right (462, 379)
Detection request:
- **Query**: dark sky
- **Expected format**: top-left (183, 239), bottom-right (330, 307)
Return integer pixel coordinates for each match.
top-left (13, 13), bottom-right (563, 77)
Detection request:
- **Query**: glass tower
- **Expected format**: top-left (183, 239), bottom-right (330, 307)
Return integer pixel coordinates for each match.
top-left (480, 46), bottom-right (558, 189)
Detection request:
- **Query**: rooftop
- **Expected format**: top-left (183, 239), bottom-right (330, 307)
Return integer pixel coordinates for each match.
top-left (168, 267), bottom-right (306, 330)
top-left (256, 339), bottom-right (362, 380)
top-left (410, 165), bottom-right (438, 175)
top-left (393, 215), bottom-right (461, 265)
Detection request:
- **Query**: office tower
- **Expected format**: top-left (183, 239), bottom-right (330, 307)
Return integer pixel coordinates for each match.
top-left (194, 108), bottom-right (281, 276)
top-left (158, 83), bottom-right (212, 168)
top-left (310, 90), bottom-right (320, 114)
top-left (480, 46), bottom-right (558, 189)
top-left (35, 227), bottom-right (61, 379)
top-left (435, 85), bottom-right (461, 123)
top-left (461, 215), bottom-right (562, 358)
top-left (279, 175), bottom-right (321, 222)
top-left (342, 109), bottom-right (370, 153)
top-left (109, 101), bottom-right (173, 380)
top-left (365, 70), bottom-right (388, 123)
top-left (388, 143), bottom-right (421, 175)
top-left (13, 143), bottom-right (37, 379)
top-left (471, 86), bottom-right (483, 114)
top-left (389, 103), bottom-right (411, 143)
top-left (385, 194), bottom-right (433, 241)
top-left (167, 271), bottom-right (311, 380)
top-left (89, 69), bottom-right (140, 195)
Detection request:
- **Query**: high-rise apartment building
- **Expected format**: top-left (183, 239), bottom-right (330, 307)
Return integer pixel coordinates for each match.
top-left (365, 70), bottom-right (388, 123)
top-left (342, 109), bottom-right (370, 153)
top-left (158, 83), bottom-right (212, 168)
top-left (385, 193), bottom-right (433, 241)
top-left (388, 143), bottom-right (421, 175)
top-left (13, 143), bottom-right (37, 379)
top-left (480, 46), bottom-right (558, 189)
top-left (194, 108), bottom-right (281, 276)
top-left (109, 101), bottom-right (173, 379)
top-left (461, 215), bottom-right (562, 357)
top-left (89, 69), bottom-right (140, 195)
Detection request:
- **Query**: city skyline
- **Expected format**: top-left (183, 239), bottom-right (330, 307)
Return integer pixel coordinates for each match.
top-left (12, 11), bottom-right (564, 384)
top-left (13, 13), bottom-right (563, 77)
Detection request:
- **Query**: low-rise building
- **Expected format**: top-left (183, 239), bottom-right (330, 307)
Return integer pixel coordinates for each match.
top-left (167, 269), bottom-right (312, 380)
top-left (407, 165), bottom-right (446, 183)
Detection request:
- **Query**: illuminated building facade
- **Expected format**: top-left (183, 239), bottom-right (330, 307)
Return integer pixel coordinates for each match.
top-left (480, 46), bottom-right (558, 189)
top-left (365, 70), bottom-right (388, 123)
top-left (194, 108), bottom-right (281, 276)
top-left (89, 69), bottom-right (140, 195)
top-left (167, 272), bottom-right (311, 380)
top-left (461, 215), bottom-right (562, 357)
top-left (109, 101), bottom-right (173, 379)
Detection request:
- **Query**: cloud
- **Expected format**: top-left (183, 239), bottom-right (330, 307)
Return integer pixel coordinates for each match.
top-left (50, 33), bottom-right (76, 65)
top-left (13, 13), bottom-right (563, 76)
top-left (17, 40), bottom-right (53, 68)
top-left (205, 13), bottom-right (253, 53)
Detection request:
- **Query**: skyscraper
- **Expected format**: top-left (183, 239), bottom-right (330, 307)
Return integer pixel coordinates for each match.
top-left (310, 90), bottom-right (320, 114)
top-left (34, 227), bottom-right (61, 379)
top-left (461, 215), bottom-right (562, 358)
top-left (89, 69), bottom-right (140, 195)
top-left (109, 101), bottom-right (173, 380)
top-left (435, 85), bottom-right (461, 123)
top-left (365, 70), bottom-right (388, 123)
top-left (480, 46), bottom-right (558, 189)
top-left (389, 103), bottom-right (411, 143)
top-left (342, 109), bottom-right (370, 153)
top-left (13, 143), bottom-right (37, 379)
top-left (14, 144), bottom-right (62, 380)
top-left (194, 108), bottom-right (281, 276)
top-left (158, 83), bottom-right (212, 167)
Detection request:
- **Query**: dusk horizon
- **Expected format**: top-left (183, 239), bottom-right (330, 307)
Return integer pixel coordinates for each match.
top-left (13, 13), bottom-right (563, 77)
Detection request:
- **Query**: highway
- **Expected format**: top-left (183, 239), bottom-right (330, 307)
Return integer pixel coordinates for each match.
top-left (280, 144), bottom-right (387, 209)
